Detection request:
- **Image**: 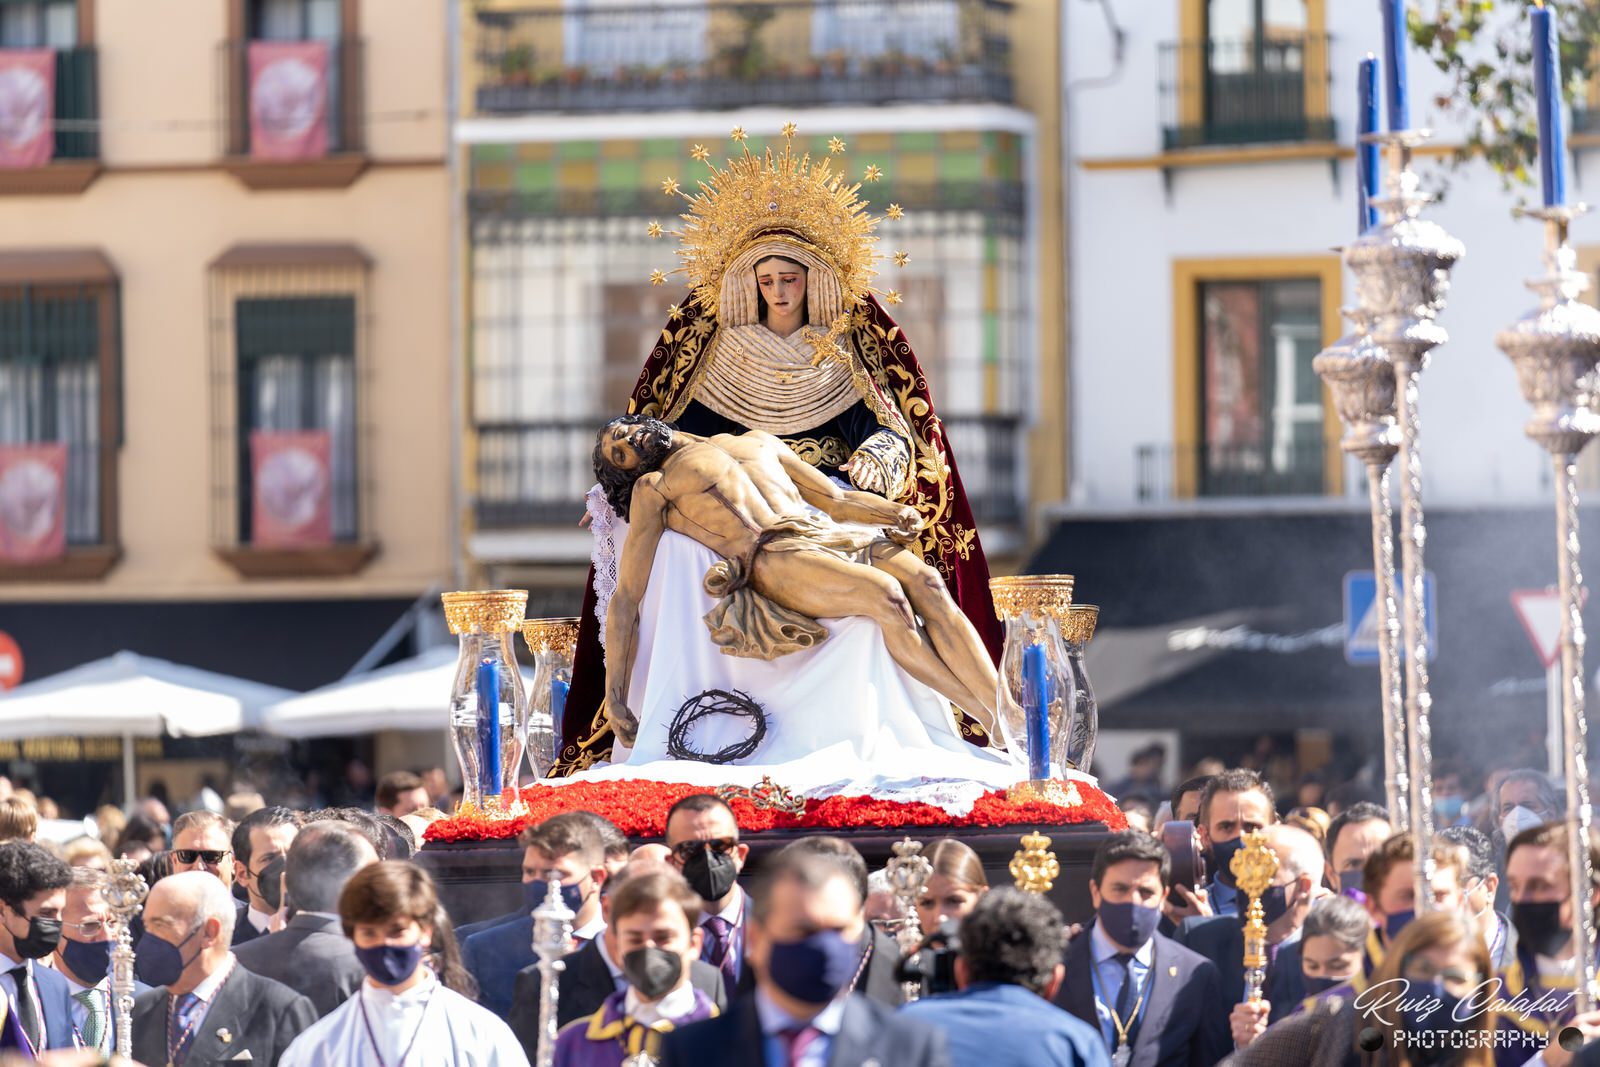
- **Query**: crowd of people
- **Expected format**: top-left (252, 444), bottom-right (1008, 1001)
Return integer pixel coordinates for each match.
top-left (0, 757), bottom-right (1585, 1065)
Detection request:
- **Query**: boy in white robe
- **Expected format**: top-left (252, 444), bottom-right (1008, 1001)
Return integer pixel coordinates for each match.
top-left (280, 861), bottom-right (529, 1067)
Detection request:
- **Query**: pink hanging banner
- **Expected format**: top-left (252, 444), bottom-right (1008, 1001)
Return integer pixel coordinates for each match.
top-left (0, 50), bottom-right (55, 169)
top-left (247, 40), bottom-right (329, 161)
top-left (250, 430), bottom-right (334, 548)
top-left (0, 443), bottom-right (67, 563)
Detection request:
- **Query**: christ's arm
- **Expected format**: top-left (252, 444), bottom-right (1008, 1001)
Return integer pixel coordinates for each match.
top-left (771, 434), bottom-right (921, 536)
top-left (604, 473), bottom-right (667, 746)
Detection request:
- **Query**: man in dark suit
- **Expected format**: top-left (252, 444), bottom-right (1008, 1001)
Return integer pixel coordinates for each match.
top-left (1177, 823), bottom-right (1328, 1018)
top-left (229, 806), bottom-right (303, 947)
top-left (0, 841), bottom-right (77, 1052)
top-left (1057, 831), bottom-right (1230, 1067)
top-left (463, 812), bottom-right (609, 1018)
top-left (233, 822), bottom-right (379, 1017)
top-left (131, 871), bottom-right (316, 1067)
top-left (664, 794), bottom-right (754, 996)
top-left (902, 888), bottom-right (1109, 1066)
top-left (660, 847), bottom-right (948, 1067)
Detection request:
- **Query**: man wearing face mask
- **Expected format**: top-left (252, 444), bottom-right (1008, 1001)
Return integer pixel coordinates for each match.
top-left (463, 812), bottom-right (609, 1019)
top-left (53, 866), bottom-right (149, 1055)
top-left (1490, 821), bottom-right (1600, 1064)
top-left (553, 871), bottom-right (717, 1067)
top-left (1439, 825), bottom-right (1517, 969)
top-left (1360, 834), bottom-right (1469, 974)
top-left (660, 850), bottom-right (947, 1067)
top-left (130, 871), bottom-right (315, 1066)
top-left (280, 862), bottom-right (527, 1065)
top-left (229, 805), bottom-right (302, 946)
top-left (1169, 770), bottom-right (1277, 925)
top-left (1324, 802), bottom-right (1391, 903)
top-left (1056, 831), bottom-right (1228, 1067)
top-left (663, 794), bottom-right (752, 995)
top-left (509, 857), bottom-right (727, 1061)
top-left (1177, 825), bottom-right (1325, 1041)
top-left (233, 822), bottom-right (379, 1017)
top-left (0, 841), bottom-right (76, 1052)
top-left (1497, 772), bottom-right (1565, 912)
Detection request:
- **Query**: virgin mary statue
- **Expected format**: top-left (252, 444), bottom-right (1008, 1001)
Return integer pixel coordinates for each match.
top-left (552, 126), bottom-right (1004, 775)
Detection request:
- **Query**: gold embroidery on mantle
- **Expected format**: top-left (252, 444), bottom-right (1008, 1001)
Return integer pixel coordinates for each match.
top-left (782, 435), bottom-right (851, 468)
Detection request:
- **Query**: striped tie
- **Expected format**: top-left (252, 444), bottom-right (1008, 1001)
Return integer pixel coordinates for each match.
top-left (72, 988), bottom-right (103, 1052)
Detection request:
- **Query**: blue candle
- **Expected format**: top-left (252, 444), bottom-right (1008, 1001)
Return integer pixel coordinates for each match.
top-left (477, 657), bottom-right (502, 799)
top-left (551, 677), bottom-right (570, 737)
top-left (1380, 0), bottom-right (1409, 132)
top-left (1533, 3), bottom-right (1567, 207)
top-left (1358, 55), bottom-right (1380, 231)
top-left (1022, 642), bottom-right (1050, 780)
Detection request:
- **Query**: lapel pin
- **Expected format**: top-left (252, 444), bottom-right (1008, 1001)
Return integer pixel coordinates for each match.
top-left (1168, 965), bottom-right (1178, 977)
top-left (218, 1027), bottom-right (233, 1044)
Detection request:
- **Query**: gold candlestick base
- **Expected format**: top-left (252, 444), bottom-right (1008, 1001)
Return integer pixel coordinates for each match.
top-left (1006, 778), bottom-right (1083, 807)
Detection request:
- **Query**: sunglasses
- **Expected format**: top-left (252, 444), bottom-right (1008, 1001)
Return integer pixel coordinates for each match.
top-left (669, 838), bottom-right (738, 862)
top-left (173, 849), bottom-right (231, 865)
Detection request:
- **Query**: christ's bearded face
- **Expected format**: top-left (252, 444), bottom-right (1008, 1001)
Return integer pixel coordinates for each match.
top-left (593, 415), bottom-right (674, 515)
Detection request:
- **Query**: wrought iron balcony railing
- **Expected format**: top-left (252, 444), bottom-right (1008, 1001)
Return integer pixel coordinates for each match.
top-left (53, 47), bottom-right (98, 160)
top-left (473, 0), bottom-right (1014, 114)
top-left (475, 414), bottom-right (1025, 530)
top-left (217, 38), bottom-right (366, 158)
top-left (1159, 33), bottom-right (1334, 150)
top-left (1136, 440), bottom-right (1330, 502)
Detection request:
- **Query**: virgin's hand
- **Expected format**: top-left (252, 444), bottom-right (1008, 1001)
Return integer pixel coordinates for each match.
top-left (841, 453), bottom-right (887, 495)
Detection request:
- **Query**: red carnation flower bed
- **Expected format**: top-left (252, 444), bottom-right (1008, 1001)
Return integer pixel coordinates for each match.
top-left (423, 779), bottom-right (1127, 844)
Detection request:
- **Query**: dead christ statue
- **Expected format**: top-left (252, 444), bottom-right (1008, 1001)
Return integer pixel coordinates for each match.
top-left (593, 414), bottom-right (1001, 749)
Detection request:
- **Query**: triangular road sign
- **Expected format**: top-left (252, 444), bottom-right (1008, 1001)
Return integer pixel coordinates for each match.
top-left (1511, 588), bottom-right (1569, 670)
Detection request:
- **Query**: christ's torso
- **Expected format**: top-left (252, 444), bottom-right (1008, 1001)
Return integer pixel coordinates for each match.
top-left (649, 434), bottom-right (809, 558)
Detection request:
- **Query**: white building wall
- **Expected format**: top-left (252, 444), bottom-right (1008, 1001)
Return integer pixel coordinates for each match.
top-left (1066, 0), bottom-right (1568, 509)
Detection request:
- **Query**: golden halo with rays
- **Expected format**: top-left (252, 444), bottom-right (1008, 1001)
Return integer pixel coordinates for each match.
top-left (647, 123), bottom-right (906, 337)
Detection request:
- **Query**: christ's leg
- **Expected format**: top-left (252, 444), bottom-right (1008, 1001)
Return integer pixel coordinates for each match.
top-left (869, 544), bottom-right (1000, 733)
top-left (750, 549), bottom-right (989, 718)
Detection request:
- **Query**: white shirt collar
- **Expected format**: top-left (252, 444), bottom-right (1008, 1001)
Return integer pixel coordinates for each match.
top-left (247, 906), bottom-right (275, 934)
top-left (574, 916), bottom-right (607, 943)
top-left (192, 954), bottom-right (236, 1003)
top-left (596, 933), bottom-right (623, 979)
top-left (1091, 920), bottom-right (1154, 967)
top-left (753, 986), bottom-right (847, 1037)
top-left (625, 981), bottom-right (698, 1027)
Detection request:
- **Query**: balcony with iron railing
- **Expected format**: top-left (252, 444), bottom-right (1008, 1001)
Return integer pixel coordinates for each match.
top-left (473, 0), bottom-right (1014, 114)
top-left (475, 414), bottom-right (1025, 531)
top-left (1159, 33), bottom-right (1333, 151)
top-left (1136, 440), bottom-right (1331, 502)
top-left (216, 38), bottom-right (367, 188)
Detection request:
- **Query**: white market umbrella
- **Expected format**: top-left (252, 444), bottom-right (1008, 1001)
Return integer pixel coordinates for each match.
top-left (0, 651), bottom-right (295, 807)
top-left (259, 645), bottom-right (537, 738)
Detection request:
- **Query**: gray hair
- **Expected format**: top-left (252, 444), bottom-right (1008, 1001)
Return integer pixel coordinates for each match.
top-left (1302, 894), bottom-right (1372, 951)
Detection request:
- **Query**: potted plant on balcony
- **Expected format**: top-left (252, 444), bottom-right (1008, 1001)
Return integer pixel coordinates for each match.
top-left (499, 44), bottom-right (534, 88)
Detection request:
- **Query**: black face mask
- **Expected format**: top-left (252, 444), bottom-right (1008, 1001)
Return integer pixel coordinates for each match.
top-left (622, 946), bottom-right (684, 1000)
top-left (9, 914), bottom-right (61, 960)
top-left (681, 847), bottom-right (738, 902)
top-left (1258, 882), bottom-right (1293, 927)
top-left (254, 856), bottom-right (286, 913)
top-left (1511, 900), bottom-right (1572, 957)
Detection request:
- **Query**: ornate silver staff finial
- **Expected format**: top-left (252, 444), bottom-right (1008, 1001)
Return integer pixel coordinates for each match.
top-left (1344, 127), bottom-right (1465, 911)
top-left (105, 857), bottom-right (149, 1061)
top-left (1496, 203), bottom-right (1600, 1013)
top-left (1314, 307), bottom-right (1410, 834)
top-left (885, 838), bottom-right (933, 1003)
top-left (531, 870), bottom-right (575, 1067)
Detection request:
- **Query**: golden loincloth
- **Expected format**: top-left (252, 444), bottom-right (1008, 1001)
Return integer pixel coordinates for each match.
top-left (701, 514), bottom-right (889, 660)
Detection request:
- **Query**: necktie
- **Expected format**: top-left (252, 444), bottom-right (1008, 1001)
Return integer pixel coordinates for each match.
top-left (1113, 953), bottom-right (1135, 1019)
top-left (781, 1024), bottom-right (821, 1067)
top-left (702, 915), bottom-right (736, 984)
top-left (170, 992), bottom-right (200, 1065)
top-left (9, 965), bottom-right (39, 1051)
top-left (72, 988), bottom-right (104, 1052)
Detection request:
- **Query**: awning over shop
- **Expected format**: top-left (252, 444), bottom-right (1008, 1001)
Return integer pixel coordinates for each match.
top-left (259, 645), bottom-right (538, 738)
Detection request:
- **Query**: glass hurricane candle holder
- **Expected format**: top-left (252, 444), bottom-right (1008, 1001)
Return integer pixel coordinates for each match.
top-left (441, 590), bottom-right (529, 815)
top-left (521, 617), bottom-right (579, 780)
top-left (989, 576), bottom-right (1077, 784)
top-left (1061, 604), bottom-right (1100, 773)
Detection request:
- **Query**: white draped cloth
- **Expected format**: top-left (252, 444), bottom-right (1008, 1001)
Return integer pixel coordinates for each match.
top-left (575, 489), bottom-right (1056, 814)
top-left (280, 976), bottom-right (529, 1067)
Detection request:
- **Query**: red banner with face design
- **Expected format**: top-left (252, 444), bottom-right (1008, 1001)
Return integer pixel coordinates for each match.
top-left (248, 40), bottom-right (329, 161)
top-left (0, 443), bottom-right (67, 563)
top-left (250, 430), bottom-right (333, 547)
top-left (0, 50), bottom-right (55, 169)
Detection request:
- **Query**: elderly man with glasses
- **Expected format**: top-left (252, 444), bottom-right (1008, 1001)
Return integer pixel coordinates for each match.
top-left (663, 794), bottom-right (752, 997)
top-left (52, 866), bottom-right (149, 1056)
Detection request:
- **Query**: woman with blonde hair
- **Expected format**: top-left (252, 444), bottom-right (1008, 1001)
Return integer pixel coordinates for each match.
top-left (1227, 910), bottom-right (1493, 1067)
top-left (914, 838), bottom-right (990, 935)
